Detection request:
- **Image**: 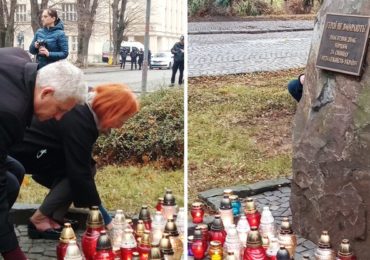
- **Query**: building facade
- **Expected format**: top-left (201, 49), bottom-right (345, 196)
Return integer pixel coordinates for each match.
top-left (14, 0), bottom-right (185, 63)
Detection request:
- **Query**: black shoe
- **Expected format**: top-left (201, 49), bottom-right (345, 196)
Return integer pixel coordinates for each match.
top-left (28, 222), bottom-right (61, 240)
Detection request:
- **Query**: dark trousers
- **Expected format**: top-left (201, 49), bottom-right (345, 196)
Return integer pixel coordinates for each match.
top-left (138, 60), bottom-right (143, 70)
top-left (131, 59), bottom-right (137, 70)
top-left (0, 156), bottom-right (25, 252)
top-left (36, 166), bottom-right (96, 222)
top-left (171, 60), bottom-right (184, 85)
top-left (120, 57), bottom-right (126, 69)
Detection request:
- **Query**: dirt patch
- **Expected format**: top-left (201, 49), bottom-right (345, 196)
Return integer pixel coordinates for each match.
top-left (252, 110), bottom-right (294, 157)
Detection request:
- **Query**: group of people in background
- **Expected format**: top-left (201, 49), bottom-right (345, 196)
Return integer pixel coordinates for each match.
top-left (119, 48), bottom-right (151, 70)
top-left (119, 35), bottom-right (185, 88)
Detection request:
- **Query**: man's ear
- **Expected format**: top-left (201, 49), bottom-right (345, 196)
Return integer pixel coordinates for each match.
top-left (40, 87), bottom-right (55, 99)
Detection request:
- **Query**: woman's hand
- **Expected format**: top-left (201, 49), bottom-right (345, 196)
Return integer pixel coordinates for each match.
top-left (39, 47), bottom-right (50, 57)
top-left (105, 222), bottom-right (113, 230)
top-left (34, 41), bottom-right (40, 49)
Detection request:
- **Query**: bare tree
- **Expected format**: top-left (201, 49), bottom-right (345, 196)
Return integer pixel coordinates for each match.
top-left (76, 0), bottom-right (99, 67)
top-left (0, 0), bottom-right (16, 47)
top-left (29, 0), bottom-right (49, 34)
top-left (111, 0), bottom-right (143, 64)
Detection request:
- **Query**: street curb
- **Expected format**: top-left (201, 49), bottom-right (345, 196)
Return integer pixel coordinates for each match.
top-left (188, 28), bottom-right (313, 35)
top-left (198, 177), bottom-right (292, 211)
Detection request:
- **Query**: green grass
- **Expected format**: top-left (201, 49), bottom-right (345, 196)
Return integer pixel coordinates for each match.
top-left (18, 165), bottom-right (184, 217)
top-left (188, 69), bottom-right (303, 203)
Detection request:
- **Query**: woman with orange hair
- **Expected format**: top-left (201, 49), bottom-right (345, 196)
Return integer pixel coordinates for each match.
top-left (10, 83), bottom-right (139, 239)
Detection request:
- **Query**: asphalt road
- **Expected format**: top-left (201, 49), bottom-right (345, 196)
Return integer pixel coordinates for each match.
top-left (188, 30), bottom-right (313, 77)
top-left (84, 67), bottom-right (174, 93)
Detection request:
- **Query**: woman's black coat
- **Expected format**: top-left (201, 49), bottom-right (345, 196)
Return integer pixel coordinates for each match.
top-left (10, 104), bottom-right (101, 208)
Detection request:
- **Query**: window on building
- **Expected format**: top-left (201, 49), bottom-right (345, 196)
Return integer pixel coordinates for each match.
top-left (71, 36), bottom-right (78, 52)
top-left (62, 3), bottom-right (77, 21)
top-left (16, 4), bottom-right (27, 22)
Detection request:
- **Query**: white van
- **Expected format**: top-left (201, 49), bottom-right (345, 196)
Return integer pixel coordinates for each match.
top-left (120, 41), bottom-right (145, 62)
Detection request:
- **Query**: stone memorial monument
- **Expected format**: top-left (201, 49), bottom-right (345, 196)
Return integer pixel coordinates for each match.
top-left (291, 1), bottom-right (370, 258)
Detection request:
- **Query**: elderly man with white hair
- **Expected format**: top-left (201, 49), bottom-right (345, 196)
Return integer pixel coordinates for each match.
top-left (0, 47), bottom-right (87, 260)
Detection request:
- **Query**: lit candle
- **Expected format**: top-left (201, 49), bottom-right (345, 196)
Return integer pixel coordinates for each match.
top-left (151, 211), bottom-right (166, 244)
top-left (120, 228), bottom-right (137, 260)
top-left (138, 205), bottom-right (152, 231)
top-left (224, 224), bottom-right (242, 260)
top-left (111, 209), bottom-right (126, 253)
top-left (64, 240), bottom-right (83, 260)
top-left (162, 189), bottom-right (177, 220)
top-left (164, 217), bottom-right (183, 260)
top-left (243, 227), bottom-right (267, 260)
top-left (219, 195), bottom-right (234, 228)
top-left (209, 215), bottom-right (227, 246)
top-left (259, 206), bottom-right (275, 240)
top-left (191, 227), bottom-right (206, 260)
top-left (236, 215), bottom-right (250, 248)
top-left (277, 218), bottom-right (297, 259)
top-left (337, 239), bottom-right (357, 260)
top-left (81, 206), bottom-right (105, 260)
top-left (57, 223), bottom-right (76, 260)
top-left (230, 195), bottom-right (242, 217)
top-left (94, 230), bottom-right (115, 260)
top-left (266, 237), bottom-right (279, 259)
top-left (191, 202), bottom-right (205, 224)
top-left (138, 230), bottom-right (151, 260)
top-left (313, 230), bottom-right (335, 260)
top-left (244, 198), bottom-right (261, 228)
top-left (209, 241), bottom-right (223, 260)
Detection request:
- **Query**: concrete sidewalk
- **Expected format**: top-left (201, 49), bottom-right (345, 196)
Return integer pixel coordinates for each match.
top-left (188, 20), bottom-right (314, 34)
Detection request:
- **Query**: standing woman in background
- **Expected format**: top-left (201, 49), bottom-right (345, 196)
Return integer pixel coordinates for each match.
top-left (29, 8), bottom-right (68, 69)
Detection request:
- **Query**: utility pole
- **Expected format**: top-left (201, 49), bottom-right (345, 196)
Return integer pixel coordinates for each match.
top-left (141, 0), bottom-right (151, 94)
top-left (109, 0), bottom-right (112, 63)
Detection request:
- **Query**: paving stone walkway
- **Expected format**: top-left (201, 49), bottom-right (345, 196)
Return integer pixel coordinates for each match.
top-left (189, 185), bottom-right (317, 259)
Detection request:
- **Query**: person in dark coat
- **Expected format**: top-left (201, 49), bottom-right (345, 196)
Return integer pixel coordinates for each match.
top-left (10, 83), bottom-right (139, 239)
top-left (148, 49), bottom-right (152, 69)
top-left (170, 35), bottom-right (185, 86)
top-left (120, 48), bottom-right (128, 69)
top-left (130, 48), bottom-right (138, 70)
top-left (29, 9), bottom-right (68, 69)
top-left (288, 74), bottom-right (305, 102)
top-left (0, 47), bottom-right (87, 260)
top-left (138, 48), bottom-right (144, 70)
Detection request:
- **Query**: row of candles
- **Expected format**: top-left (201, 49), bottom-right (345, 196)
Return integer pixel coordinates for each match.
top-left (188, 189), bottom-right (357, 260)
top-left (57, 189), bottom-right (184, 260)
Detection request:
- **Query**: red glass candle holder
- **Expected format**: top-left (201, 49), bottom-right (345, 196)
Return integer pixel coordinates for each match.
top-left (244, 247), bottom-right (268, 260)
top-left (155, 198), bottom-right (164, 212)
top-left (81, 226), bottom-right (104, 260)
top-left (209, 229), bottom-right (227, 246)
top-left (191, 202), bottom-right (204, 224)
top-left (121, 248), bottom-right (138, 260)
top-left (57, 242), bottom-right (69, 260)
top-left (246, 211), bottom-right (261, 229)
top-left (191, 238), bottom-right (206, 260)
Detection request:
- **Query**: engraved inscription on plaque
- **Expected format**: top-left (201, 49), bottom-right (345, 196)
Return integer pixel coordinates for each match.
top-left (316, 13), bottom-right (370, 76)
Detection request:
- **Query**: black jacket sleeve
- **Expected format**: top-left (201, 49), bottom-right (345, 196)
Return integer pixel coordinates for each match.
top-left (59, 110), bottom-right (101, 207)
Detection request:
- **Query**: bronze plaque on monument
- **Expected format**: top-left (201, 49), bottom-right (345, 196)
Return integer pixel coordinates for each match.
top-left (316, 13), bottom-right (370, 76)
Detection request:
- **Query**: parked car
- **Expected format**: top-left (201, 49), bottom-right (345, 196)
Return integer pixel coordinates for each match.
top-left (150, 52), bottom-right (174, 69)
